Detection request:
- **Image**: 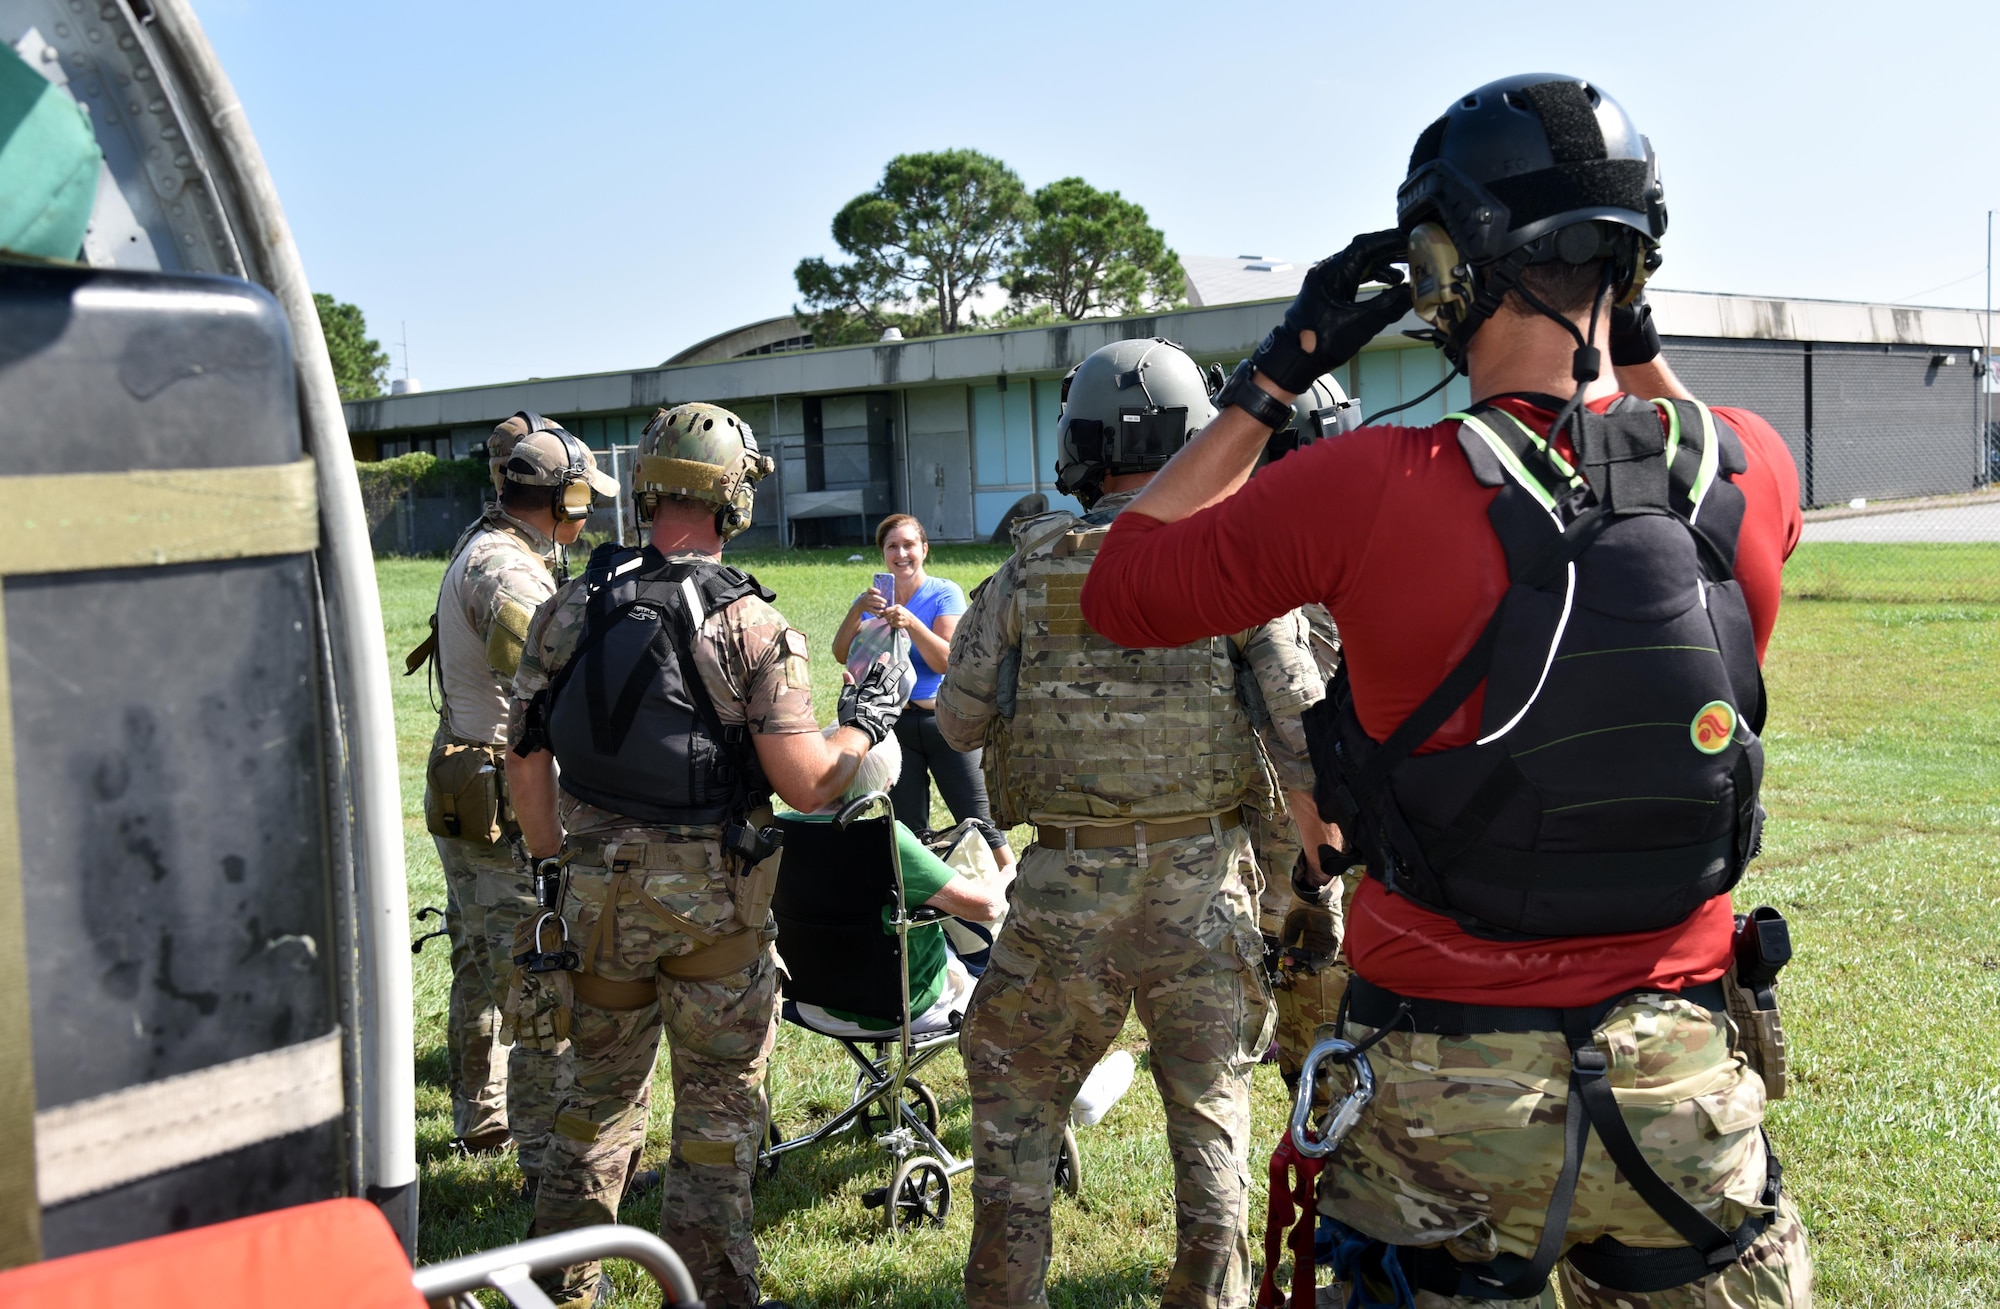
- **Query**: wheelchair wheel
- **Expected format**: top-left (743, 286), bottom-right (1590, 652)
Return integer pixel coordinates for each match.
top-left (885, 1155), bottom-right (951, 1232)
top-left (862, 1078), bottom-right (941, 1136)
top-left (1054, 1124), bottom-right (1082, 1198)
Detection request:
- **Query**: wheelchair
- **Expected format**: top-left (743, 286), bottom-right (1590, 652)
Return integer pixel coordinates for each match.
top-left (758, 793), bottom-right (1081, 1231)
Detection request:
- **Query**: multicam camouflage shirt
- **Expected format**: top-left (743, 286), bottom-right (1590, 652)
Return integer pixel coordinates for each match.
top-left (436, 507), bottom-right (564, 745)
top-left (508, 549), bottom-right (819, 840)
top-left (937, 489), bottom-right (1325, 819)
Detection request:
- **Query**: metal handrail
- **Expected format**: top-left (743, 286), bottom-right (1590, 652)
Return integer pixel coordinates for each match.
top-left (412, 1225), bottom-right (701, 1307)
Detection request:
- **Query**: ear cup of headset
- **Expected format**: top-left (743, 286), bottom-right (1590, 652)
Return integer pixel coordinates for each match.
top-left (556, 478), bottom-right (593, 522)
top-left (1407, 222), bottom-right (1470, 329)
top-left (549, 425), bottom-right (595, 522)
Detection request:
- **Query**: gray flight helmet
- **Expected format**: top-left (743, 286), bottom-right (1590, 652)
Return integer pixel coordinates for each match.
top-left (1055, 337), bottom-right (1218, 507)
top-left (1261, 374), bottom-right (1360, 469)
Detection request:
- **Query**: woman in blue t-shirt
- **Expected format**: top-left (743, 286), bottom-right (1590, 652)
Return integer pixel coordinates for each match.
top-left (833, 514), bottom-right (1011, 867)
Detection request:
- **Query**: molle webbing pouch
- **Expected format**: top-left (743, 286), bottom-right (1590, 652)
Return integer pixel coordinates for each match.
top-left (1008, 513), bottom-right (1274, 822)
top-left (1723, 969), bottom-right (1788, 1101)
top-left (1327, 398), bottom-right (1767, 939)
top-left (424, 738), bottom-right (510, 843)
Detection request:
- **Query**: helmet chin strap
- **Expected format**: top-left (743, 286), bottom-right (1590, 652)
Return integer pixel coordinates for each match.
top-left (1509, 259), bottom-right (1615, 455)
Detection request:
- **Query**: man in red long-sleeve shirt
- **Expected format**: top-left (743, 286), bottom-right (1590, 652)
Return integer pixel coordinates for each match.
top-left (1080, 75), bottom-right (1811, 1307)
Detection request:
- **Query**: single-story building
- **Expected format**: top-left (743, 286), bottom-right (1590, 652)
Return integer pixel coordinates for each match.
top-left (343, 268), bottom-right (1989, 550)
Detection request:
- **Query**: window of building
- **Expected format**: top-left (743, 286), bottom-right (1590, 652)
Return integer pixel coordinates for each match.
top-left (1348, 349), bottom-right (1470, 427)
top-left (375, 434), bottom-right (450, 459)
top-left (735, 335), bottom-right (813, 358)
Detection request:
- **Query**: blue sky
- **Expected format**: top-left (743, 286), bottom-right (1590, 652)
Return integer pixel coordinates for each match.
top-left (197, 1), bottom-right (1997, 391)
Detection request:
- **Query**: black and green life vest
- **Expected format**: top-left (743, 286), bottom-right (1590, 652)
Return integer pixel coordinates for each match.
top-left (1308, 395), bottom-right (1766, 939)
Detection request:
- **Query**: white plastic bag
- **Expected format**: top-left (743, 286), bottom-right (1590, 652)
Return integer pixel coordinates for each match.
top-left (845, 618), bottom-right (917, 705)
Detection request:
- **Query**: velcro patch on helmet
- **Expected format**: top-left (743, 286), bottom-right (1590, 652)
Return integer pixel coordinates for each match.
top-left (639, 455), bottom-right (726, 499)
top-left (1487, 159), bottom-right (1651, 229)
top-left (1517, 80), bottom-right (1605, 164)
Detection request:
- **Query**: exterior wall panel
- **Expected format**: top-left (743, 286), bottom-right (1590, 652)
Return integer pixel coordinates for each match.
top-left (1660, 338), bottom-right (1808, 504)
top-left (1811, 344), bottom-right (1979, 505)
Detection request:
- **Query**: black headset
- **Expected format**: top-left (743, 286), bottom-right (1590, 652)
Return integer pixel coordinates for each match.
top-left (504, 411), bottom-right (595, 522)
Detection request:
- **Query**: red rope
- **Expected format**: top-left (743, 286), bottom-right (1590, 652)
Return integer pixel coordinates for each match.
top-left (1256, 1136), bottom-right (1324, 1309)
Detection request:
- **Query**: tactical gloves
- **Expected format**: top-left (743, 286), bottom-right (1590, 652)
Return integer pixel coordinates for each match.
top-left (837, 655), bottom-right (905, 746)
top-left (1249, 229), bottom-right (1414, 396)
top-left (1610, 293), bottom-right (1663, 366)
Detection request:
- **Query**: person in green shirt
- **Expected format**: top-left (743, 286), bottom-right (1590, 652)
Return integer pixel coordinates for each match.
top-left (784, 727), bottom-right (1008, 1035)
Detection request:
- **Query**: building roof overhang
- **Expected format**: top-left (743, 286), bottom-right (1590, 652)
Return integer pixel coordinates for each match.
top-left (343, 289), bottom-right (1988, 434)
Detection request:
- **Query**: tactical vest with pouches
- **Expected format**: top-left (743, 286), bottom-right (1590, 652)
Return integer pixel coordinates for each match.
top-left (1307, 396), bottom-right (1766, 939)
top-left (543, 543), bottom-right (773, 827)
top-left (994, 506), bottom-right (1280, 826)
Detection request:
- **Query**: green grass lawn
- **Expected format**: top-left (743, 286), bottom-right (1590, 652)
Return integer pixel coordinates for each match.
top-left (383, 540), bottom-right (2000, 1307)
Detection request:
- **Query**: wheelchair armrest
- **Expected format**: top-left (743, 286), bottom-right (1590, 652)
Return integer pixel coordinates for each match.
top-left (907, 906), bottom-right (947, 923)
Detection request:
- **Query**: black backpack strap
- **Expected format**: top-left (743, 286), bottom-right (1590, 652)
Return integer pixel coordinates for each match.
top-left (1562, 1009), bottom-right (1741, 1267)
top-left (657, 559), bottom-right (771, 813)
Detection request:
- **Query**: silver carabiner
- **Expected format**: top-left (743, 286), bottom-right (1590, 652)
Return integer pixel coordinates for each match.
top-left (533, 910), bottom-right (571, 950)
top-left (1289, 1036), bottom-right (1376, 1158)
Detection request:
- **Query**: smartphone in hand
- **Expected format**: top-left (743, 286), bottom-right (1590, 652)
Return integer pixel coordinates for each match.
top-left (873, 572), bottom-right (896, 608)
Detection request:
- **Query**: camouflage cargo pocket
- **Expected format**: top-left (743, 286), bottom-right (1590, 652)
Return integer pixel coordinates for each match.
top-left (960, 946), bottom-right (1040, 1075)
top-left (1693, 1065), bottom-right (1767, 1137)
top-left (1231, 925), bottom-right (1277, 1068)
top-left (1394, 1079), bottom-right (1550, 1139)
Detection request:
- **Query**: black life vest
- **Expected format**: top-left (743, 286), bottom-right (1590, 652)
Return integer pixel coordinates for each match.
top-left (1306, 396), bottom-right (1767, 939)
top-left (544, 544), bottom-right (774, 827)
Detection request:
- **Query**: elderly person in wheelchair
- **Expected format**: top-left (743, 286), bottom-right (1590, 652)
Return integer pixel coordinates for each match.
top-left (782, 726), bottom-right (1008, 1037)
top-left (763, 725), bottom-right (1107, 1233)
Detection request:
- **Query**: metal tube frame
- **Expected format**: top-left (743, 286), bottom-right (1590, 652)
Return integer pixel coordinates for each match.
top-left (758, 793), bottom-right (969, 1178)
top-left (411, 1225), bottom-right (701, 1308)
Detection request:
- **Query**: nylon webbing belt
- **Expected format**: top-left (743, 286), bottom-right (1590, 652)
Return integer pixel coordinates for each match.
top-left (0, 459), bottom-right (319, 1268)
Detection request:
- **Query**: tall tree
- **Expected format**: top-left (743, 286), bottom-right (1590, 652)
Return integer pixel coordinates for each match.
top-left (795, 150), bottom-right (1032, 346)
top-left (1003, 178), bottom-right (1185, 321)
top-left (314, 292), bottom-right (389, 401)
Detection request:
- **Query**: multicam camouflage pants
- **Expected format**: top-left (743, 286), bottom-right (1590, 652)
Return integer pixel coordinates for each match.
top-left (1246, 806), bottom-right (1352, 1088)
top-left (1319, 990), bottom-right (1813, 1307)
top-left (437, 831), bottom-right (558, 1172)
top-left (961, 822), bottom-right (1275, 1309)
top-left (531, 838), bottom-right (779, 1309)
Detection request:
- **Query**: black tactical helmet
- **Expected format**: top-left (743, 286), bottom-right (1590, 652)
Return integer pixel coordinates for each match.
top-left (1397, 74), bottom-right (1666, 357)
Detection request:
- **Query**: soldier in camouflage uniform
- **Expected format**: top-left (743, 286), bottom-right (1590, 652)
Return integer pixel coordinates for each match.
top-left (506, 403), bottom-right (905, 1309)
top-left (412, 411), bottom-right (617, 1179)
top-left (937, 339), bottom-right (1337, 1309)
top-left (1247, 603), bottom-right (1351, 1090)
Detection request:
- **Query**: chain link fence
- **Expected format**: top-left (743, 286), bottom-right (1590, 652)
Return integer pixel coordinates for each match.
top-left (1665, 340), bottom-right (1998, 604)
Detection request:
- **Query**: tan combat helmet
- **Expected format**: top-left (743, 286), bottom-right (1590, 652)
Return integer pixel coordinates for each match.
top-left (636, 402), bottom-right (774, 541)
